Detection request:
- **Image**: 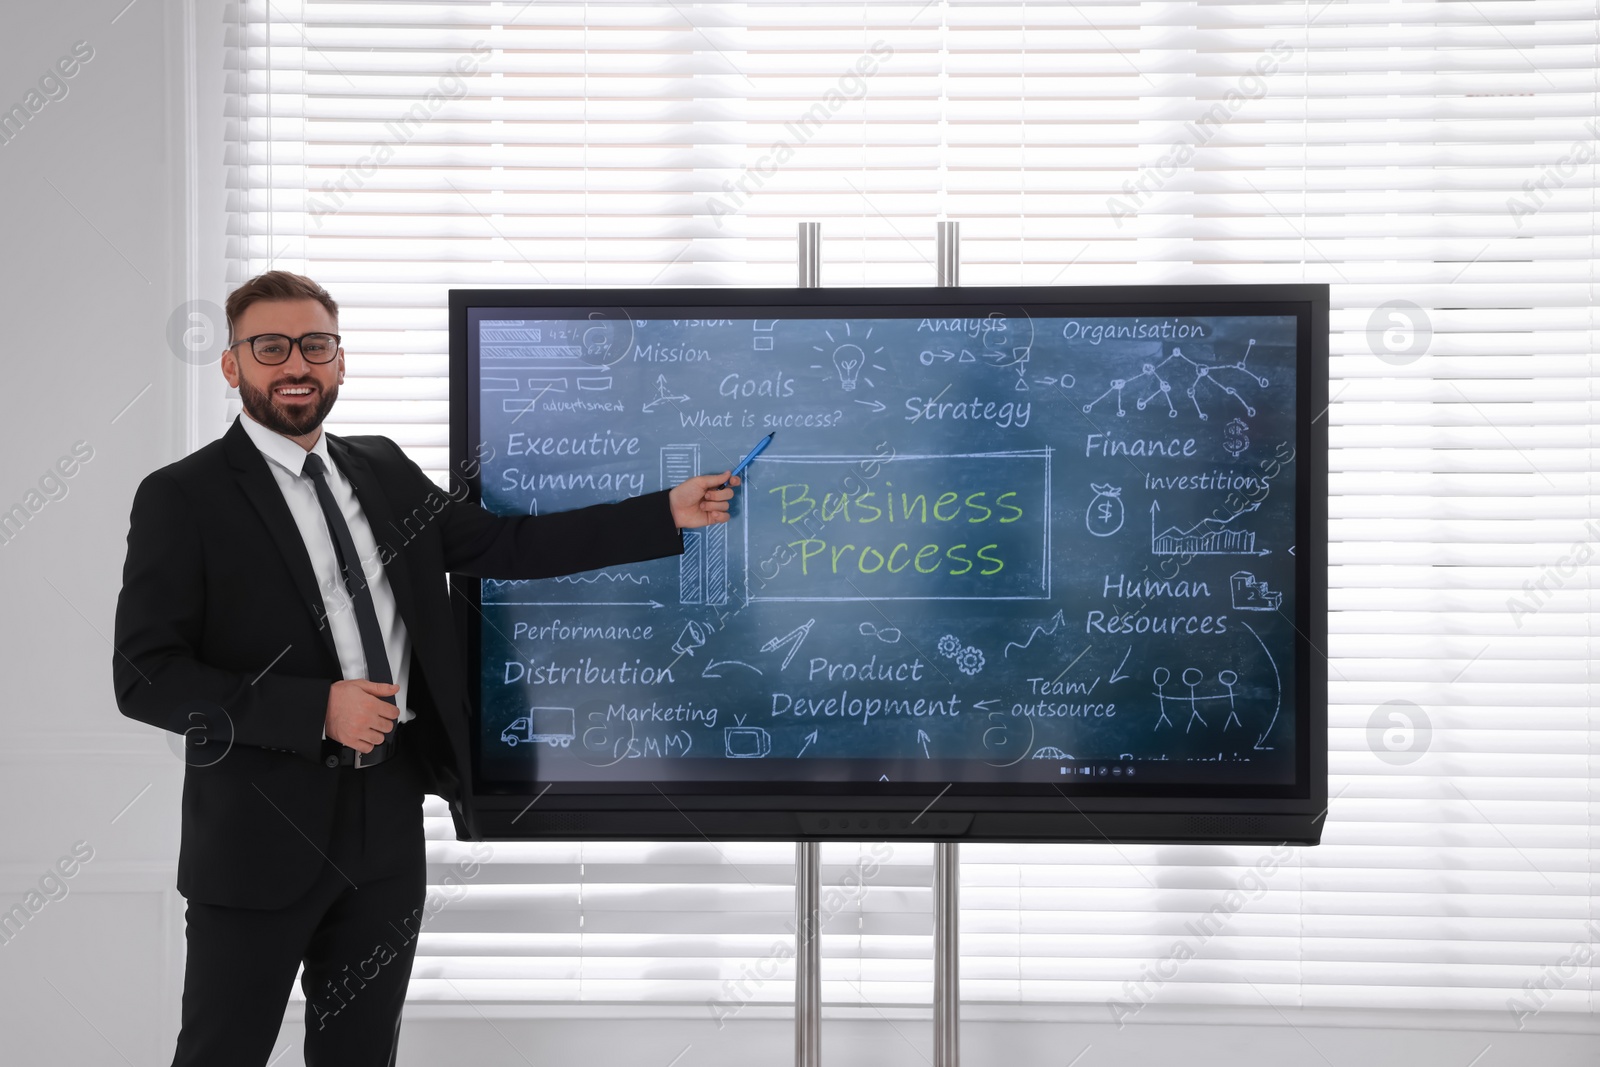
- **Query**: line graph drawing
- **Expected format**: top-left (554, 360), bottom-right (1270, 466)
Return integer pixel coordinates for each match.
top-left (1005, 609), bottom-right (1067, 657)
top-left (550, 572), bottom-right (651, 585)
top-left (1150, 500), bottom-right (1266, 556)
top-left (1082, 339), bottom-right (1268, 421)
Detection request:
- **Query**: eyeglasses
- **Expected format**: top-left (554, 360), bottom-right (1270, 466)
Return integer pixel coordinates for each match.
top-left (229, 332), bottom-right (342, 365)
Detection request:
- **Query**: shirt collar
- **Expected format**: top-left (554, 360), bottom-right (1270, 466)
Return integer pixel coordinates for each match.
top-left (238, 410), bottom-right (334, 480)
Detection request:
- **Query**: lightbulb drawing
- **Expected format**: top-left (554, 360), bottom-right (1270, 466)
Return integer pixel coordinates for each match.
top-left (811, 322), bottom-right (884, 392)
top-left (832, 343), bottom-right (864, 390)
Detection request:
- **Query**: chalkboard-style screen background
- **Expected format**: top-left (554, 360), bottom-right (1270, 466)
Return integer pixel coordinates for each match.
top-left (450, 285), bottom-right (1328, 843)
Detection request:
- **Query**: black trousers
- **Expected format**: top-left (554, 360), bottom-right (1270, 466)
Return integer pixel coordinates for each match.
top-left (171, 738), bottom-right (428, 1067)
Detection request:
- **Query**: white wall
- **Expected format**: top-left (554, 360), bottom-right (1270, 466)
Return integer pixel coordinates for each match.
top-left (0, 3), bottom-right (1593, 1064)
top-left (0, 0), bottom-right (202, 1061)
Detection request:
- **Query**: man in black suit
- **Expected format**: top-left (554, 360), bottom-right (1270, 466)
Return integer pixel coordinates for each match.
top-left (112, 271), bottom-right (739, 1066)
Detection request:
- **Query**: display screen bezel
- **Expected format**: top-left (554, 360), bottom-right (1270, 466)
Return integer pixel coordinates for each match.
top-left (448, 284), bottom-right (1328, 838)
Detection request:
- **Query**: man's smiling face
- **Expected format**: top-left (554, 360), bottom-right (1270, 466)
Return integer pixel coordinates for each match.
top-left (221, 297), bottom-right (344, 448)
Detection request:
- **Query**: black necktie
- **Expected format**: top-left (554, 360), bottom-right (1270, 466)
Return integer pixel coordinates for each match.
top-left (303, 451), bottom-right (396, 766)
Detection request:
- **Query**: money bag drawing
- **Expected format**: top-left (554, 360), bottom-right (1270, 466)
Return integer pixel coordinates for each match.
top-left (1086, 483), bottom-right (1125, 537)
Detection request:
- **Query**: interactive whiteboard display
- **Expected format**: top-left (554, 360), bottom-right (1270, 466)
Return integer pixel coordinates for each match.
top-left (450, 284), bottom-right (1327, 843)
top-left (459, 294), bottom-right (1309, 801)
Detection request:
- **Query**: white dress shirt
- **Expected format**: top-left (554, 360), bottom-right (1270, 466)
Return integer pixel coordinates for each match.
top-left (238, 411), bottom-right (414, 729)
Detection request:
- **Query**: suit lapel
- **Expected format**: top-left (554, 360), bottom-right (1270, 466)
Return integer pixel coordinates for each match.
top-left (328, 436), bottom-right (473, 773)
top-left (327, 437), bottom-right (473, 771)
top-left (222, 418), bottom-right (340, 665)
top-left (227, 420), bottom-right (467, 765)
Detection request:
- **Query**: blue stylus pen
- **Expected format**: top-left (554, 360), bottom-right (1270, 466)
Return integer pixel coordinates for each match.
top-left (718, 432), bottom-right (774, 489)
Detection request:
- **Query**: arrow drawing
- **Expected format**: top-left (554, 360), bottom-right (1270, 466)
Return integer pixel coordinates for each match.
top-left (492, 599), bottom-right (664, 608)
top-left (797, 729), bottom-right (818, 757)
top-left (641, 374), bottom-right (690, 412)
top-left (917, 729), bottom-right (931, 758)
top-left (701, 659), bottom-right (764, 679)
top-left (1150, 499), bottom-right (1267, 556)
top-left (1243, 620), bottom-right (1282, 750)
top-left (1005, 609), bottom-right (1067, 657)
top-left (854, 399), bottom-right (886, 412)
top-left (972, 699), bottom-right (999, 711)
top-left (759, 618), bottom-right (816, 670)
top-left (1109, 646), bottom-right (1133, 684)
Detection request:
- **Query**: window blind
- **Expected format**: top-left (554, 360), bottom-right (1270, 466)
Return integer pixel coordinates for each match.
top-left (226, 0), bottom-right (1599, 1021)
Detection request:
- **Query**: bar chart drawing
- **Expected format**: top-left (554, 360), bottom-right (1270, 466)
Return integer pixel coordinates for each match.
top-left (1150, 500), bottom-right (1264, 556)
top-left (704, 523), bottom-right (729, 605)
top-left (661, 444), bottom-right (728, 605)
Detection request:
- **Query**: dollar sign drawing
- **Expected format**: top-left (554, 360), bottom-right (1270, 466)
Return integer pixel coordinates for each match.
top-left (1223, 417), bottom-right (1249, 458)
top-left (1086, 484), bottom-right (1125, 537)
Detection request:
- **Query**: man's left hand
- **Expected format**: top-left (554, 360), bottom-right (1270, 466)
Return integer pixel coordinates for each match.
top-left (669, 472), bottom-right (740, 529)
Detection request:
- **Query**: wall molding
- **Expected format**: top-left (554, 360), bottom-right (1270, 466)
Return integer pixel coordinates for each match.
top-left (382, 1001), bottom-right (1600, 1035)
top-left (1, 732), bottom-right (177, 765)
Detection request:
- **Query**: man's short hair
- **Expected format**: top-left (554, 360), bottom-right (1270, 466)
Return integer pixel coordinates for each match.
top-left (225, 271), bottom-right (339, 343)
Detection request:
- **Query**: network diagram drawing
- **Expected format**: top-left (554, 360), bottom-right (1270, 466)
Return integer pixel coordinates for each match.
top-left (1082, 340), bottom-right (1268, 421)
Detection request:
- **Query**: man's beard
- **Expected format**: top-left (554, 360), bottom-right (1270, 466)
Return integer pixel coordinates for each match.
top-left (238, 374), bottom-right (338, 438)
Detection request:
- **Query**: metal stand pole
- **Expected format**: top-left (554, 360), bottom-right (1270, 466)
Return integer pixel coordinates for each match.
top-left (933, 842), bottom-right (960, 1067)
top-left (932, 217), bottom-right (961, 1067)
top-left (936, 220), bottom-right (960, 288)
top-left (794, 220), bottom-right (823, 1067)
top-left (795, 840), bottom-right (822, 1067)
top-left (798, 221), bottom-right (822, 288)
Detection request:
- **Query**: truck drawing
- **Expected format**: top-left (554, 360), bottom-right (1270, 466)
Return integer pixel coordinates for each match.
top-left (500, 706), bottom-right (575, 748)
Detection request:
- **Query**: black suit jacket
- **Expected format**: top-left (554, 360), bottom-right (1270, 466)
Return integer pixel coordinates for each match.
top-left (113, 416), bottom-right (683, 909)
